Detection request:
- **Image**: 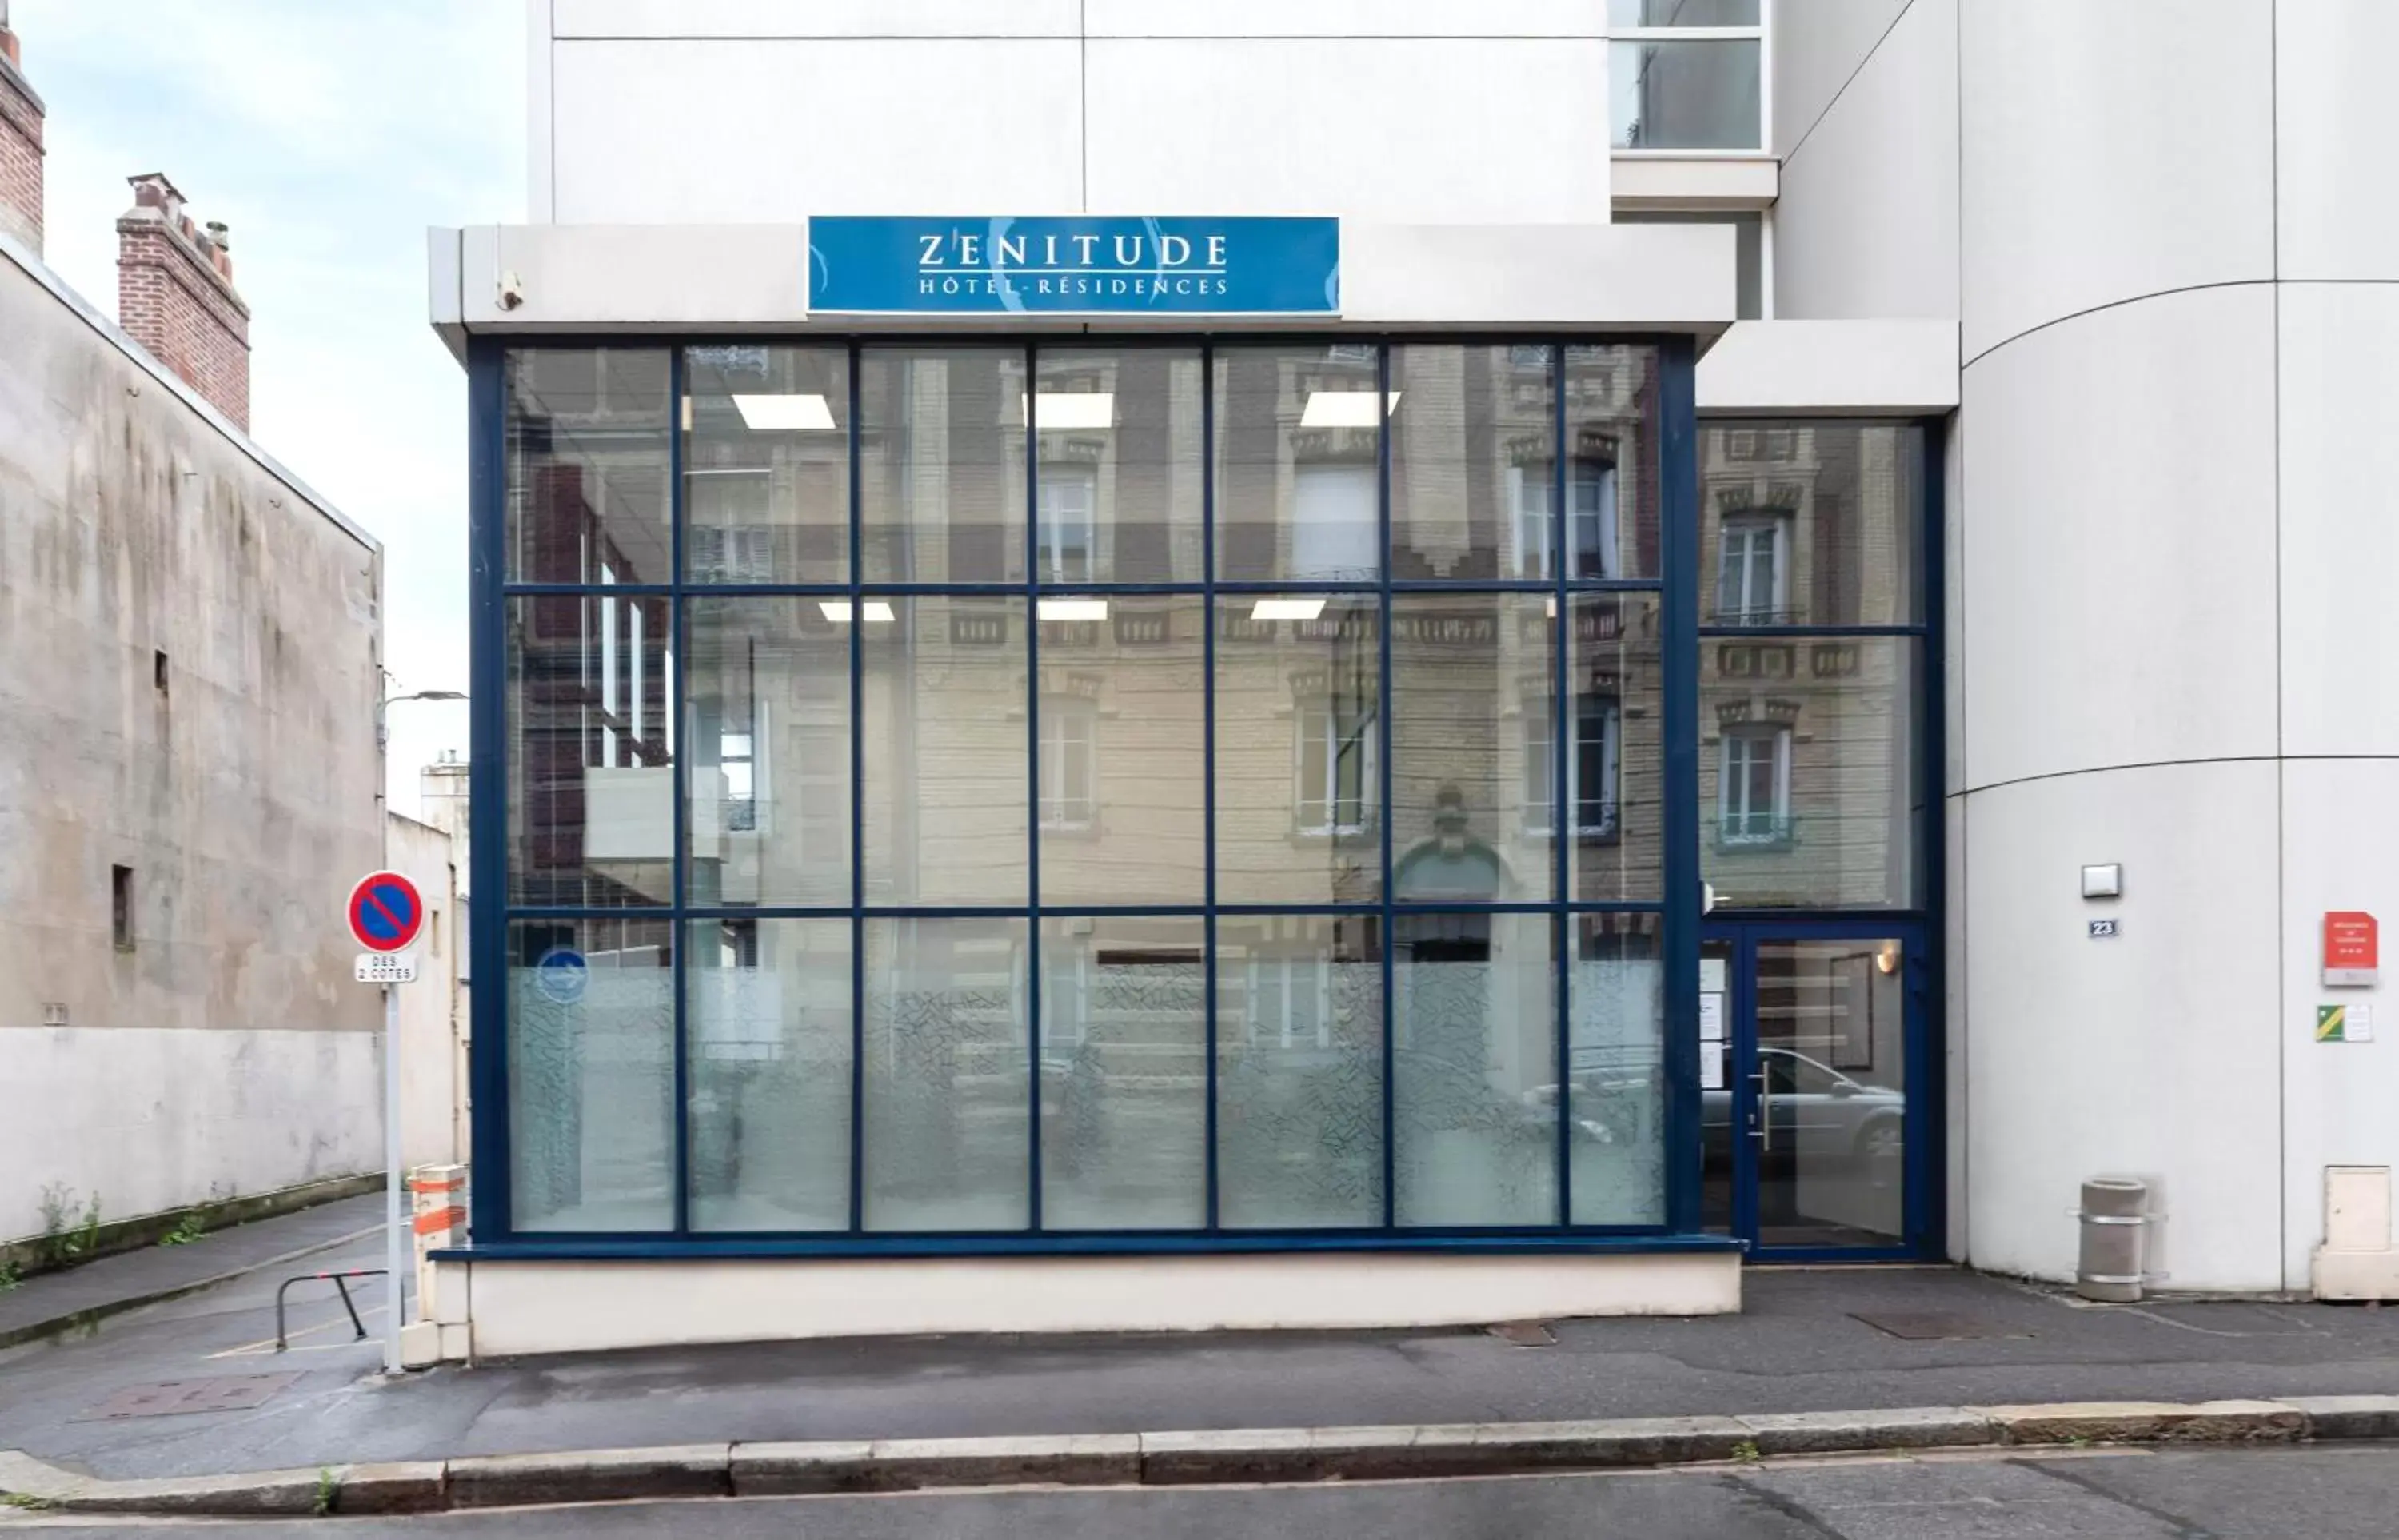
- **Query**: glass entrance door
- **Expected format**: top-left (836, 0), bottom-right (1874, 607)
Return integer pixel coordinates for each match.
top-left (1702, 923), bottom-right (1926, 1257)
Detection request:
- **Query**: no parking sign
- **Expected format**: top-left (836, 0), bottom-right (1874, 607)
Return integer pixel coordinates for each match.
top-left (349, 871), bottom-right (423, 983)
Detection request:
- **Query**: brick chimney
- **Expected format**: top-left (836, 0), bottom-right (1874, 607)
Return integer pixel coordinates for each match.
top-left (0, 0), bottom-right (44, 254)
top-left (117, 173), bottom-right (251, 431)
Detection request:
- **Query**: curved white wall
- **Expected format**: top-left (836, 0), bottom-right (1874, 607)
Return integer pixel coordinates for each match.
top-left (1957, 0), bottom-right (2399, 1290)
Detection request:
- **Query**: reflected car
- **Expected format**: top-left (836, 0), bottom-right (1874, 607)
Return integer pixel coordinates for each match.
top-left (1702, 1047), bottom-right (1902, 1182)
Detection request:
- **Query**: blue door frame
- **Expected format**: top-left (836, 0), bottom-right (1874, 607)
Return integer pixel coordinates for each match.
top-left (1703, 916), bottom-right (1937, 1263)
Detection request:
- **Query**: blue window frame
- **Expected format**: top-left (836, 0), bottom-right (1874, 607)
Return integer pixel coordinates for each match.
top-left (464, 334), bottom-right (1858, 1259)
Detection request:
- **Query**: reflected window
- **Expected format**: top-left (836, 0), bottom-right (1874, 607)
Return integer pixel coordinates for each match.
top-left (1715, 513), bottom-right (1789, 624)
top-left (1528, 696), bottom-right (1623, 840)
top-left (1512, 457), bottom-right (1620, 580)
top-left (1247, 953), bottom-right (1331, 1049)
top-left (1215, 347), bottom-right (1383, 584)
top-left (1039, 698), bottom-right (1097, 832)
top-left (1564, 348), bottom-right (1659, 579)
top-left (1568, 594), bottom-right (1663, 902)
top-left (1702, 638), bottom-right (1918, 908)
top-left (1294, 463), bottom-right (1377, 580)
top-left (1039, 598), bottom-right (1203, 907)
top-left (1297, 696), bottom-right (1376, 837)
top-left (1391, 344), bottom-right (1554, 580)
top-left (1036, 465), bottom-right (1098, 582)
top-left (1701, 422), bottom-right (1923, 627)
top-left (1218, 594), bottom-right (1383, 904)
top-left (1718, 724), bottom-right (1792, 846)
top-left (860, 348), bottom-right (1025, 584)
top-left (1034, 349), bottom-right (1203, 584)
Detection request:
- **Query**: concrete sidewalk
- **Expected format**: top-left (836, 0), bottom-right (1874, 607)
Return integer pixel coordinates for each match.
top-left (0, 1191), bottom-right (381, 1350)
top-left (2, 1236), bottom-right (2397, 1489)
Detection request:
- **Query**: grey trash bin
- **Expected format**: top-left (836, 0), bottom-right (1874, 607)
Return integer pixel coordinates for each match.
top-left (2077, 1177), bottom-right (2149, 1303)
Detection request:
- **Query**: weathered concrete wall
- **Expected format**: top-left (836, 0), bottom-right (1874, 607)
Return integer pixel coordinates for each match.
top-left (0, 237), bottom-right (383, 1243)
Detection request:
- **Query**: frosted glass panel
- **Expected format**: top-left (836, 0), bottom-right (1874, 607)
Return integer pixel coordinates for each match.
top-left (863, 917), bottom-right (1029, 1231)
top-left (1215, 914), bottom-right (1384, 1228)
top-left (508, 917), bottom-right (675, 1232)
top-left (1567, 916), bottom-right (1667, 1226)
top-left (1394, 912), bottom-right (1557, 1227)
top-left (1040, 917), bottom-right (1206, 1230)
top-left (686, 918), bottom-right (852, 1232)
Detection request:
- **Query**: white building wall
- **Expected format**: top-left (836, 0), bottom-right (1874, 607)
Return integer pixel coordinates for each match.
top-left (388, 813), bottom-right (465, 1172)
top-left (1947, 0), bottom-right (2399, 1291)
top-left (2269, 0), bottom-right (2399, 1287)
top-left (1770, 0), bottom-right (1958, 320)
top-left (537, 0), bottom-right (1608, 225)
top-left (494, 0), bottom-right (2399, 1300)
top-left (0, 1030), bottom-right (381, 1242)
top-left (1958, 0), bottom-right (2274, 363)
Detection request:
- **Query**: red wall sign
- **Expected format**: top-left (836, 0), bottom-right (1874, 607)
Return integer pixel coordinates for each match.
top-left (2324, 911), bottom-right (2378, 987)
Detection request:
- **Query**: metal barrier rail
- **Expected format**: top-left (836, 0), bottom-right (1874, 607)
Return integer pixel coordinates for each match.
top-left (274, 1268), bottom-right (387, 1352)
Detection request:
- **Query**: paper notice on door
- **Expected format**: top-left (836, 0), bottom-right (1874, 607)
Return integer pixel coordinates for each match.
top-left (1702, 1039), bottom-right (1727, 1090)
top-left (1701, 956), bottom-right (1728, 995)
top-left (1699, 991), bottom-right (1726, 1043)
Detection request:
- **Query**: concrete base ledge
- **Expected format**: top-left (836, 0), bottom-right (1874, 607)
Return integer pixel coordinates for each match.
top-left (736, 1434), bottom-right (1140, 1495)
top-left (4, 1396), bottom-right (2394, 1518)
top-left (1973, 1400), bottom-right (2307, 1446)
top-left (446, 1444), bottom-right (732, 1508)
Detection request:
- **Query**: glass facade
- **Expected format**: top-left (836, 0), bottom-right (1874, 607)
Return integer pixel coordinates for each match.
top-left (1698, 421), bottom-right (1927, 910)
top-left (477, 341), bottom-right (1933, 1251)
top-left (1609, 0), bottom-right (1767, 153)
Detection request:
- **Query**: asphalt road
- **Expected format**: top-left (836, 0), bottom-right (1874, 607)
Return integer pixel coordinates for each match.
top-left (6, 1446), bottom-right (2397, 1538)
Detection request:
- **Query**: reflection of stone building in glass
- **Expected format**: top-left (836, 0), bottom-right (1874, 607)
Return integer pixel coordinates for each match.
top-left (1698, 423), bottom-right (1918, 911)
top-left (498, 342), bottom-right (1692, 1235)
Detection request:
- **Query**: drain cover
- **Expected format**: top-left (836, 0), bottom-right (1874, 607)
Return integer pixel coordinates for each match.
top-left (1850, 1310), bottom-right (2026, 1341)
top-left (1487, 1320), bottom-right (1557, 1347)
top-left (75, 1374), bottom-right (300, 1422)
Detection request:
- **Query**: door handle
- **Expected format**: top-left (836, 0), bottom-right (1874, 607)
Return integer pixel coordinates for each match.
top-left (1749, 1069), bottom-right (1770, 1151)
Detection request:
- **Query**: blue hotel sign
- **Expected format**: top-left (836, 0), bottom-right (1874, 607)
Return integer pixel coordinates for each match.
top-left (808, 216), bottom-right (1339, 316)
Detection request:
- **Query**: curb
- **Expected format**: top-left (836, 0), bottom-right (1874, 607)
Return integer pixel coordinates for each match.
top-left (0, 1224), bottom-right (380, 1354)
top-left (3, 1397), bottom-right (2393, 1518)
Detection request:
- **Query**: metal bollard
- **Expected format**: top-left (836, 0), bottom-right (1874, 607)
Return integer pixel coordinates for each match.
top-left (2077, 1177), bottom-right (2149, 1303)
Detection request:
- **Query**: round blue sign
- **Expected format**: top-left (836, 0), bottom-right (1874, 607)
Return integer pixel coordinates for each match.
top-left (533, 946), bottom-right (589, 1006)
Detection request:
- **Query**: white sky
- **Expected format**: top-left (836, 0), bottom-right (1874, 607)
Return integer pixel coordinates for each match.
top-left (14, 1), bottom-right (524, 816)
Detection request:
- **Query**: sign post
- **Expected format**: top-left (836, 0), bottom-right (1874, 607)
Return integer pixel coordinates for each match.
top-left (349, 871), bottom-right (424, 1376)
